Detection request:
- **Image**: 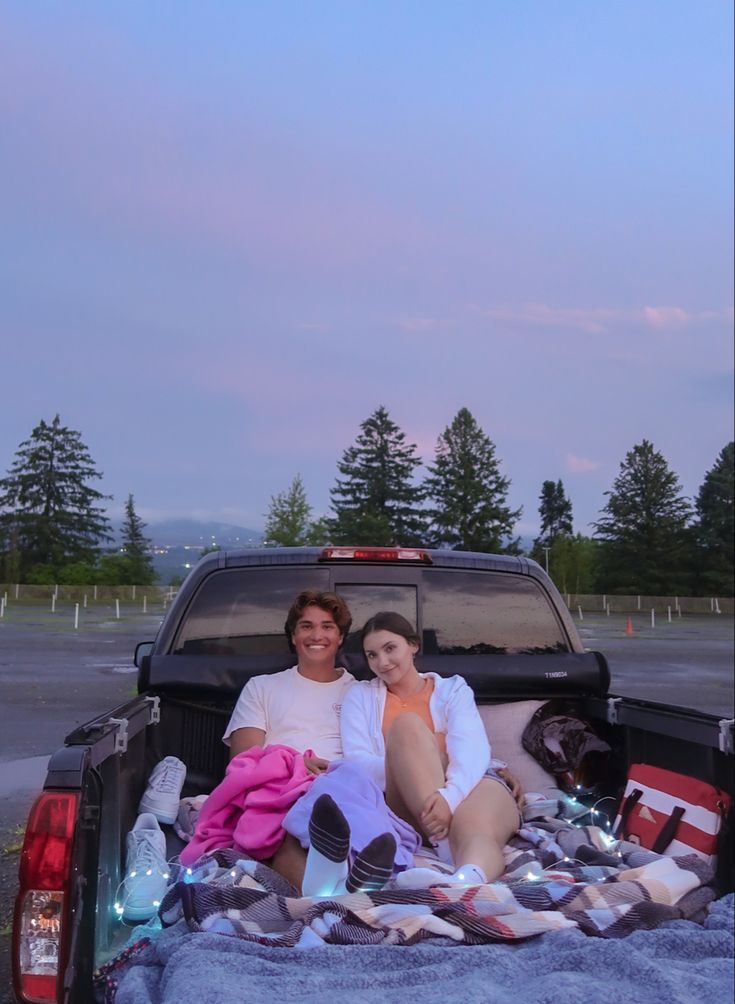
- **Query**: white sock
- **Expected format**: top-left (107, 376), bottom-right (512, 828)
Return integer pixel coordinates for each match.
top-left (450, 863), bottom-right (487, 885)
top-left (301, 794), bottom-right (350, 898)
top-left (302, 846), bottom-right (348, 897)
top-left (394, 862), bottom-right (488, 889)
top-left (394, 866), bottom-right (449, 889)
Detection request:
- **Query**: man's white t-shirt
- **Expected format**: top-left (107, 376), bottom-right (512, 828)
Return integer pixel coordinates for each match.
top-left (223, 666), bottom-right (356, 760)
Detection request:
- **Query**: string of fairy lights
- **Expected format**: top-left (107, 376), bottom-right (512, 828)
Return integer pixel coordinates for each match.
top-left (112, 786), bottom-right (627, 923)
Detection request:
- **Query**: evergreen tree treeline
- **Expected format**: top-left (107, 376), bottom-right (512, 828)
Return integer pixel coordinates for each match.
top-left (0, 416), bottom-right (156, 585)
top-left (424, 408), bottom-right (521, 553)
top-left (2, 414), bottom-right (732, 596)
top-left (329, 407), bottom-right (428, 546)
top-left (593, 440), bottom-right (692, 595)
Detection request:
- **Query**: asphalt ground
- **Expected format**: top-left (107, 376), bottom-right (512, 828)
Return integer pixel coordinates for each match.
top-left (0, 603), bottom-right (732, 1001)
top-left (576, 610), bottom-right (734, 717)
top-left (0, 602), bottom-right (163, 1004)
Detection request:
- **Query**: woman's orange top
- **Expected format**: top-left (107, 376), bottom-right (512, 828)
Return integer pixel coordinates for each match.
top-left (382, 676), bottom-right (447, 755)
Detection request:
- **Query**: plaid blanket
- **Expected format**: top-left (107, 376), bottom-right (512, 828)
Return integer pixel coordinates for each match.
top-left (156, 818), bottom-right (717, 947)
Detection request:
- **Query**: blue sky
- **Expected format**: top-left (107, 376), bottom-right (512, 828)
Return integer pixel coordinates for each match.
top-left (1, 2), bottom-right (732, 538)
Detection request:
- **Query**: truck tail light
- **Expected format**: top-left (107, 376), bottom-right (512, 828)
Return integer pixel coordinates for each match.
top-left (320, 547), bottom-right (432, 563)
top-left (12, 791), bottom-right (79, 1004)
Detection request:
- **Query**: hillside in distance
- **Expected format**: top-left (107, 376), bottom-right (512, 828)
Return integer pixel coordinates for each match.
top-left (112, 518), bottom-right (264, 584)
top-left (144, 518), bottom-right (264, 548)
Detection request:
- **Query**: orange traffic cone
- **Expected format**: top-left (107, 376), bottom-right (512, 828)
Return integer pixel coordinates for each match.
top-left (625, 616), bottom-right (634, 636)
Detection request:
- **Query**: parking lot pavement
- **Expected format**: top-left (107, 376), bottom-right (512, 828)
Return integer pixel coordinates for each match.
top-left (0, 608), bottom-right (158, 1002)
top-left (576, 612), bottom-right (734, 717)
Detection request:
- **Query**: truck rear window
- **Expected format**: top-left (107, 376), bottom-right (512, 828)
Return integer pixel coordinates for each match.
top-left (422, 569), bottom-right (567, 654)
top-left (172, 568), bottom-right (330, 656)
top-left (171, 565), bottom-right (568, 658)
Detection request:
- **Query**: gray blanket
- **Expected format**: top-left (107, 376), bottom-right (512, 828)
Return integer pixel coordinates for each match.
top-left (96, 816), bottom-right (733, 1003)
top-left (100, 894), bottom-right (733, 1004)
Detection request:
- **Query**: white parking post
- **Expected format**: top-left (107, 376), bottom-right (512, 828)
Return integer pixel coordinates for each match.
top-left (132, 585), bottom-right (136, 601)
top-left (606, 603), bottom-right (610, 616)
top-left (0, 597), bottom-right (5, 617)
top-left (15, 583), bottom-right (19, 599)
top-left (637, 595), bottom-right (641, 610)
top-left (651, 608), bottom-right (655, 628)
top-left (74, 603), bottom-right (79, 630)
top-left (602, 594), bottom-right (606, 611)
top-left (83, 594), bottom-right (87, 608)
top-left (116, 599), bottom-right (120, 620)
top-left (94, 585), bottom-right (98, 601)
top-left (667, 606), bottom-right (672, 622)
top-left (51, 594), bottom-right (56, 614)
top-left (142, 595), bottom-right (147, 614)
top-left (577, 605), bottom-right (584, 621)
top-left (715, 598), bottom-right (721, 614)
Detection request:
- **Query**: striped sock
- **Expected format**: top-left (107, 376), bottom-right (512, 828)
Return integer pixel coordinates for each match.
top-left (345, 832), bottom-right (396, 894)
top-left (302, 794), bottom-right (350, 897)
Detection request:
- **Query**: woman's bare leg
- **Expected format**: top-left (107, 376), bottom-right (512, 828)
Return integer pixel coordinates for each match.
top-left (384, 713), bottom-right (446, 833)
top-left (449, 778), bottom-right (519, 881)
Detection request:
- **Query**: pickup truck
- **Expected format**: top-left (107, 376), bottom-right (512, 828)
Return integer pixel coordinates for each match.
top-left (11, 546), bottom-right (734, 1003)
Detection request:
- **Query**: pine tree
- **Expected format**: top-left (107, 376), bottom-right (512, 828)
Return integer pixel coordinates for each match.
top-left (593, 439), bottom-right (692, 594)
top-left (0, 415), bottom-right (111, 579)
top-left (329, 407), bottom-right (427, 545)
top-left (264, 475), bottom-right (314, 547)
top-left (424, 407), bottom-right (521, 553)
top-left (531, 479), bottom-right (573, 568)
top-left (119, 494), bottom-right (156, 584)
top-left (693, 442), bottom-right (734, 596)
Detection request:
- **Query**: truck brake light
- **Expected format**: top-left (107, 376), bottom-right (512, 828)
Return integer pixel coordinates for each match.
top-left (320, 547), bottom-right (432, 563)
top-left (12, 791), bottom-right (79, 1004)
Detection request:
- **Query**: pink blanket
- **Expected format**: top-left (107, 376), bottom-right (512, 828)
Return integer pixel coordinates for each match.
top-left (180, 745), bottom-right (315, 865)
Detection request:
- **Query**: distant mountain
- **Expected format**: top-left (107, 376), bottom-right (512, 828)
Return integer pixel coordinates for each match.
top-left (106, 519), bottom-right (264, 584)
top-left (130, 520), bottom-right (265, 585)
top-left (143, 519), bottom-right (263, 548)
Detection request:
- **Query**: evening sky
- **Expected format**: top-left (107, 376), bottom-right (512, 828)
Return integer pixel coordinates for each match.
top-left (1, 2), bottom-right (732, 539)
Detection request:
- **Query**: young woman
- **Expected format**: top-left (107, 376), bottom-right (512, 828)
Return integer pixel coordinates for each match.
top-left (340, 612), bottom-right (521, 885)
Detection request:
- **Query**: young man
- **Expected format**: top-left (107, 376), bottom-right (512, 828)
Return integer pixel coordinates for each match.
top-left (223, 588), bottom-right (355, 887)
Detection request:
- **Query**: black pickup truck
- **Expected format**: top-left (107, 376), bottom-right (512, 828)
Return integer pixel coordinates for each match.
top-left (11, 546), bottom-right (734, 1003)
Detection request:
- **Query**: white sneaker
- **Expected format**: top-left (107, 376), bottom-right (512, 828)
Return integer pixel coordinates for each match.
top-left (138, 756), bottom-right (187, 824)
top-left (121, 813), bottom-right (170, 921)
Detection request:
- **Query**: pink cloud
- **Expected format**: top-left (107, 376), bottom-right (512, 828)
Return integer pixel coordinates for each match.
top-left (480, 304), bottom-right (618, 333)
top-left (642, 306), bottom-right (690, 329)
top-left (565, 454), bottom-right (601, 473)
top-left (478, 303), bottom-right (732, 334)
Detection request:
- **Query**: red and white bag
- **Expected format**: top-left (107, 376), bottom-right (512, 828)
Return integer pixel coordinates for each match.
top-left (613, 763), bottom-right (731, 865)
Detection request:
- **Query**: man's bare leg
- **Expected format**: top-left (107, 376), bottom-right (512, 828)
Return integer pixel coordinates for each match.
top-left (269, 833), bottom-right (307, 893)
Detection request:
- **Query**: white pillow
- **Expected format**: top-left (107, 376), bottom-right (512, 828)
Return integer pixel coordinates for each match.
top-left (478, 700), bottom-right (558, 796)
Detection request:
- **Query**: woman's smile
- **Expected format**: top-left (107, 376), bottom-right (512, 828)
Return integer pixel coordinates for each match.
top-left (363, 629), bottom-right (421, 695)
